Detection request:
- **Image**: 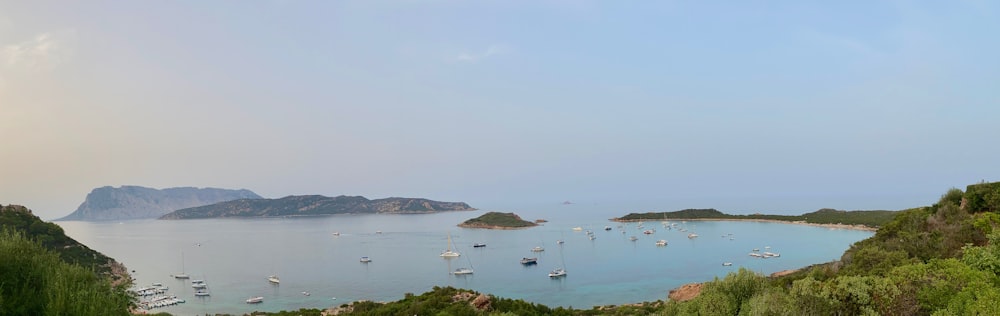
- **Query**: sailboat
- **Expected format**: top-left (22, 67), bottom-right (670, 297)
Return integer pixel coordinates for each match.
top-left (548, 243), bottom-right (567, 278)
top-left (453, 253), bottom-right (474, 275)
top-left (440, 233), bottom-right (461, 257)
top-left (172, 251), bottom-right (190, 279)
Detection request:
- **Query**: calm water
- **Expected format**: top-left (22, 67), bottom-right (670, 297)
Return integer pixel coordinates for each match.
top-left (57, 204), bottom-right (873, 315)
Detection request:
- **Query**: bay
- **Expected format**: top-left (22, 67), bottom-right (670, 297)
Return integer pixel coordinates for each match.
top-left (57, 204), bottom-right (873, 315)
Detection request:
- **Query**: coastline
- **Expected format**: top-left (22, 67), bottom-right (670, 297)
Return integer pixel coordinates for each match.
top-left (612, 217), bottom-right (877, 232)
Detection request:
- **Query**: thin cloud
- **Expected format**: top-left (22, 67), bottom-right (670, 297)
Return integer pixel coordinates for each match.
top-left (2, 30), bottom-right (77, 71)
top-left (457, 44), bottom-right (509, 63)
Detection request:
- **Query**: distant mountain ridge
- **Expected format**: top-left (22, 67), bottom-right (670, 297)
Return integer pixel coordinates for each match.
top-left (159, 195), bottom-right (475, 219)
top-left (59, 185), bottom-right (261, 221)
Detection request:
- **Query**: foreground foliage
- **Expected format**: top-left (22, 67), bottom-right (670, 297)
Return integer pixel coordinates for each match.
top-left (662, 183), bottom-right (1000, 315)
top-left (0, 229), bottom-right (133, 315)
top-left (0, 205), bottom-right (118, 276)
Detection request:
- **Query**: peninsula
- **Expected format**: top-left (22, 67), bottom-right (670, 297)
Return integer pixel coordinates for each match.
top-left (58, 185), bottom-right (261, 221)
top-left (613, 208), bottom-right (897, 230)
top-left (159, 195), bottom-right (475, 219)
top-left (458, 212), bottom-right (538, 229)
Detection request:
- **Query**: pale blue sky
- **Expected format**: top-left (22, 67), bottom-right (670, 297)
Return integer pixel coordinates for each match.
top-left (2, 1), bottom-right (998, 219)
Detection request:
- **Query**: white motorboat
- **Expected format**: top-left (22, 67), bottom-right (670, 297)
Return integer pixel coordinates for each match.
top-left (531, 246), bottom-right (545, 252)
top-left (194, 290), bottom-right (210, 297)
top-left (548, 268), bottom-right (567, 277)
top-left (268, 275), bottom-right (280, 284)
top-left (246, 296), bottom-right (263, 304)
top-left (723, 262), bottom-right (733, 266)
top-left (360, 256), bottom-right (371, 263)
top-left (655, 240), bottom-right (667, 246)
top-left (452, 267), bottom-right (474, 275)
top-left (687, 233), bottom-right (699, 239)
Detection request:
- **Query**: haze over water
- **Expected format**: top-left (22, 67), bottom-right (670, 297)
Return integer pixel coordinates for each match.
top-left (59, 204), bottom-right (872, 315)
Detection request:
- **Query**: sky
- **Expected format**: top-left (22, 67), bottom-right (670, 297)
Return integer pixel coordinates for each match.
top-left (2, 1), bottom-right (998, 220)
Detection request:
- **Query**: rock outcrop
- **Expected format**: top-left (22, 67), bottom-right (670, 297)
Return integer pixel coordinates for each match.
top-left (58, 185), bottom-right (261, 221)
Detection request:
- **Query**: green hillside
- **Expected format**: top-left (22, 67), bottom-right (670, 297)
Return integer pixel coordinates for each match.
top-left (1, 205), bottom-right (134, 315)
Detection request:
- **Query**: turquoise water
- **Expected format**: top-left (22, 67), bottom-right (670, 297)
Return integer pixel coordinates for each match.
top-left (58, 204), bottom-right (872, 315)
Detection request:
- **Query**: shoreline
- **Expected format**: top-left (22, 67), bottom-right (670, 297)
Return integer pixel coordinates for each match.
top-left (612, 217), bottom-right (878, 232)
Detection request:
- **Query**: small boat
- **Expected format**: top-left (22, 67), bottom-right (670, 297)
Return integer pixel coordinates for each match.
top-left (643, 230), bottom-right (654, 235)
top-left (556, 240), bottom-right (564, 244)
top-left (194, 290), bottom-right (210, 297)
top-left (473, 243), bottom-right (486, 248)
top-left (548, 268), bottom-right (567, 278)
top-left (749, 252), bottom-right (763, 257)
top-left (687, 233), bottom-right (699, 239)
top-left (440, 233), bottom-right (461, 257)
top-left (173, 252), bottom-right (191, 279)
top-left (151, 282), bottom-right (162, 287)
top-left (360, 256), bottom-right (371, 263)
top-left (302, 291), bottom-right (311, 296)
top-left (268, 275), bottom-right (280, 284)
top-left (520, 257), bottom-right (538, 265)
top-left (604, 226), bottom-right (612, 231)
top-left (191, 279), bottom-right (204, 284)
top-left (375, 230), bottom-right (382, 234)
top-left (452, 267), bottom-right (474, 275)
top-left (629, 236), bottom-right (638, 241)
top-left (655, 240), bottom-right (667, 246)
top-left (191, 282), bottom-right (207, 289)
top-left (246, 296), bottom-right (264, 304)
top-left (752, 248), bottom-right (760, 252)
top-left (572, 227), bottom-right (583, 231)
top-left (332, 232), bottom-right (340, 236)
top-left (531, 246), bottom-right (545, 252)
top-left (723, 262), bottom-right (733, 266)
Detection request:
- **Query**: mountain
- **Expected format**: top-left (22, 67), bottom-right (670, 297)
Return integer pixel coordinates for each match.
top-left (159, 195), bottom-right (475, 219)
top-left (59, 185), bottom-right (262, 221)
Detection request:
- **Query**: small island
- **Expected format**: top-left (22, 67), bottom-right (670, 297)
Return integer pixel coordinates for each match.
top-left (459, 212), bottom-right (538, 229)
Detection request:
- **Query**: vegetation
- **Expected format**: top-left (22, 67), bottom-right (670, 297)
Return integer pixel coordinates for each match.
top-left (0, 205), bottom-right (122, 280)
top-left (659, 183), bottom-right (1000, 315)
top-left (616, 208), bottom-right (898, 228)
top-left (0, 229), bottom-right (133, 315)
top-left (459, 212), bottom-right (538, 229)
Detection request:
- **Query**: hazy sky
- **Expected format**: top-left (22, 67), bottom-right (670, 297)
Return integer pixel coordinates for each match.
top-left (2, 1), bottom-right (998, 219)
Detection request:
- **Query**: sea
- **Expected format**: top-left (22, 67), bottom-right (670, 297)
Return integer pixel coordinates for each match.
top-left (57, 203), bottom-right (873, 315)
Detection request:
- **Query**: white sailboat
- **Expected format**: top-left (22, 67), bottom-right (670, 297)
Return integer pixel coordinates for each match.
top-left (172, 251), bottom-right (190, 279)
top-left (548, 243), bottom-right (567, 278)
top-left (440, 233), bottom-right (460, 257)
top-left (453, 251), bottom-right (475, 275)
